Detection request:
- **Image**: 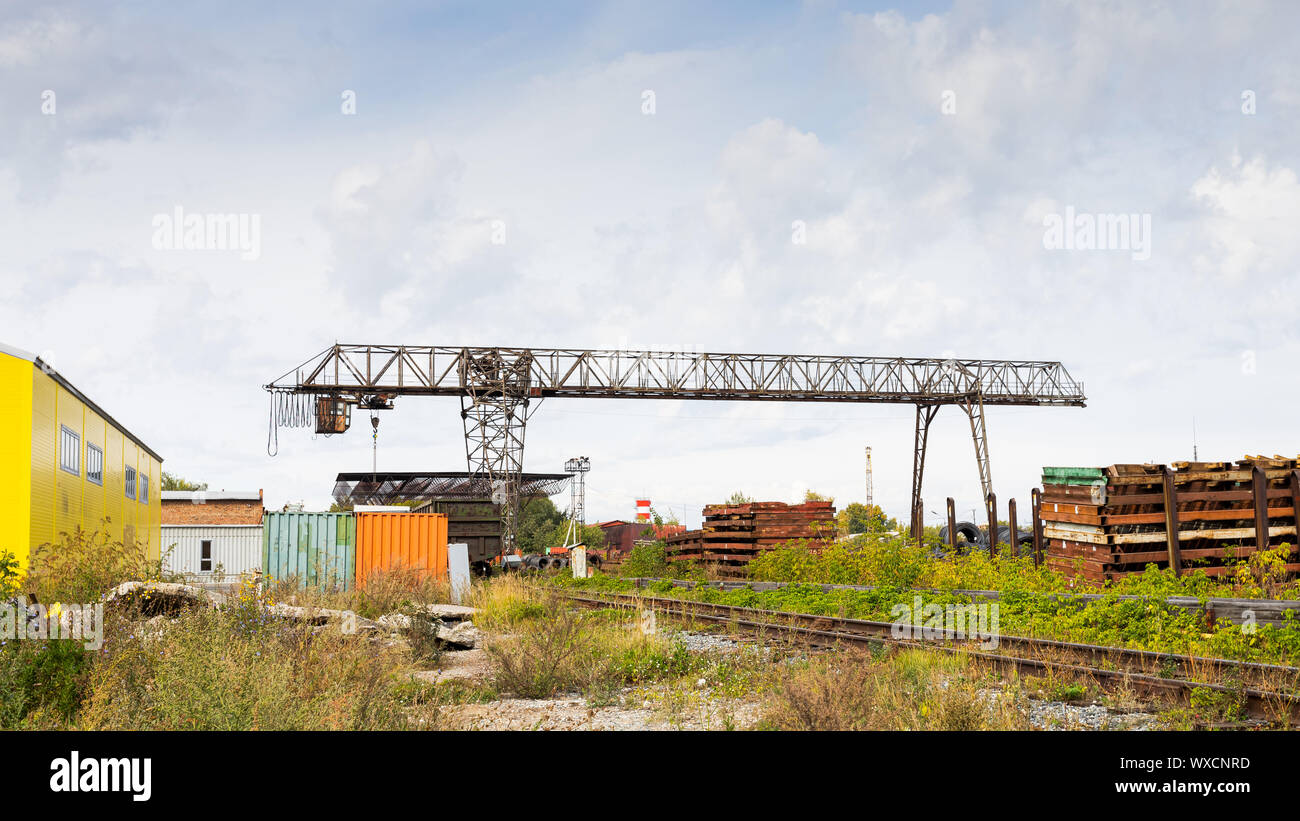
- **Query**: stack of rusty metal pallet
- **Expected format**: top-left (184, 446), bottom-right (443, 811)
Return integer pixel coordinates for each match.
top-left (665, 501), bottom-right (836, 577)
top-left (1040, 457), bottom-right (1300, 583)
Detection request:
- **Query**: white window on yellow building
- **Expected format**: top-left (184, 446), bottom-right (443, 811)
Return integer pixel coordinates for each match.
top-left (139, 474), bottom-right (149, 504)
top-left (87, 443), bottom-right (104, 485)
top-left (59, 425), bottom-right (80, 475)
top-left (125, 465), bottom-right (137, 500)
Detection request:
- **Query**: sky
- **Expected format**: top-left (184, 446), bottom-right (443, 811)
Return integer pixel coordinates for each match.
top-left (2, 0), bottom-right (1298, 529)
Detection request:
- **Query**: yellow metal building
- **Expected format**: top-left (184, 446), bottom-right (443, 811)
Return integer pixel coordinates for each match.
top-left (0, 342), bottom-right (163, 571)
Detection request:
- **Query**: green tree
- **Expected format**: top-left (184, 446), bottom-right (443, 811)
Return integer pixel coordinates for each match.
top-left (161, 472), bottom-right (207, 491)
top-left (619, 541), bottom-right (672, 577)
top-left (650, 506), bottom-right (680, 527)
top-left (804, 489), bottom-right (834, 504)
top-left (726, 491), bottom-right (753, 505)
top-left (837, 503), bottom-right (899, 535)
top-left (518, 497), bottom-right (566, 554)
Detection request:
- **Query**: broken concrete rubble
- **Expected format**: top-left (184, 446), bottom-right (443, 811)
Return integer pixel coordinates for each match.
top-left (378, 611), bottom-right (481, 648)
top-left (103, 581), bottom-right (227, 615)
top-left (96, 580), bottom-right (479, 647)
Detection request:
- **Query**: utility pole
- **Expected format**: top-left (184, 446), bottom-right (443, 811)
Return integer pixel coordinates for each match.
top-left (864, 446), bottom-right (873, 508)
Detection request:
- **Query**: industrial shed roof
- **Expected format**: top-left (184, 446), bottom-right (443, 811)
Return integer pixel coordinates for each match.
top-left (333, 471), bottom-right (570, 505)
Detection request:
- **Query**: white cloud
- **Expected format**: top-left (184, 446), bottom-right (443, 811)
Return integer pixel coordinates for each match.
top-left (1191, 154), bottom-right (1300, 281)
top-left (2, 0), bottom-right (1300, 526)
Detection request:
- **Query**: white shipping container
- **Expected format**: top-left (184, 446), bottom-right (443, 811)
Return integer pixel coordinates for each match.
top-left (161, 524), bottom-right (263, 580)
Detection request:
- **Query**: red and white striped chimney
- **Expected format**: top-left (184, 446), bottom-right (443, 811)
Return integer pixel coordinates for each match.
top-left (635, 499), bottom-right (651, 522)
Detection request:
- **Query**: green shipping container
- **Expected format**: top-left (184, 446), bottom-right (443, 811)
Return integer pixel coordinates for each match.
top-left (262, 512), bottom-right (356, 590)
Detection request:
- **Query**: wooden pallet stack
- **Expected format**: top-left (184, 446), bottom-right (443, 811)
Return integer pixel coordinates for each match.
top-left (1040, 458), bottom-right (1300, 582)
top-left (664, 501), bottom-right (836, 577)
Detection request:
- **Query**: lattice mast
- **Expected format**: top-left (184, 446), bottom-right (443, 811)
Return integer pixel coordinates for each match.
top-left (562, 456), bottom-right (591, 549)
top-left (864, 446), bottom-right (873, 509)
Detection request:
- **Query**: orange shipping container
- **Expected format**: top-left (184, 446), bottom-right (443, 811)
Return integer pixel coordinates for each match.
top-left (355, 512), bottom-right (449, 588)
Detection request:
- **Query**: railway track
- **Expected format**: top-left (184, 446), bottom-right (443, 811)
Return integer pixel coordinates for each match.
top-left (557, 589), bottom-right (1300, 725)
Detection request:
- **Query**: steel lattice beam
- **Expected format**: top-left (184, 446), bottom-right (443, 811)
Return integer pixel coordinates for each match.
top-left (268, 345), bottom-right (1086, 406)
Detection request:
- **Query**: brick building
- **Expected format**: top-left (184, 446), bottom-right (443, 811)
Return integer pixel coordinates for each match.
top-left (161, 490), bottom-right (264, 525)
top-left (160, 490), bottom-right (264, 581)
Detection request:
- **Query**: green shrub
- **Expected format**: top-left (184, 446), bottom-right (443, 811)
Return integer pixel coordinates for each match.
top-left (0, 638), bottom-right (93, 728)
top-left (26, 524), bottom-right (165, 603)
top-left (0, 551), bottom-right (20, 597)
top-left (619, 542), bottom-right (673, 578)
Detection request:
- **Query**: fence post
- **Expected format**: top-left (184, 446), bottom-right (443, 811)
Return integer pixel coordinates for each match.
top-left (1290, 470), bottom-right (1300, 559)
top-left (1253, 466), bottom-right (1271, 556)
top-left (1031, 487), bottom-right (1044, 567)
top-left (1008, 498), bottom-right (1018, 559)
top-left (1161, 466), bottom-right (1182, 576)
top-left (946, 497), bottom-right (958, 554)
top-left (986, 492), bottom-right (997, 558)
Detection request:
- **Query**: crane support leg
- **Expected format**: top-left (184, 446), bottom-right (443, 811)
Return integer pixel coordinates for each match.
top-left (460, 350), bottom-right (534, 558)
top-left (963, 393), bottom-right (992, 503)
top-left (910, 404), bottom-right (940, 543)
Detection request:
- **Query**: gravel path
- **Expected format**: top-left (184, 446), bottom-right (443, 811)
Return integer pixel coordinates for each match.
top-left (672, 629), bottom-right (749, 654)
top-left (1025, 699), bottom-right (1162, 730)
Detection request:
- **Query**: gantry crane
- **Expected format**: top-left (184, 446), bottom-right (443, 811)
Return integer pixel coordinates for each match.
top-left (265, 345), bottom-right (1085, 557)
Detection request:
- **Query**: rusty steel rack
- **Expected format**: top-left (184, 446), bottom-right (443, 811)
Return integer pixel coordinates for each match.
top-left (1040, 457), bottom-right (1300, 583)
top-left (665, 500), bottom-right (836, 576)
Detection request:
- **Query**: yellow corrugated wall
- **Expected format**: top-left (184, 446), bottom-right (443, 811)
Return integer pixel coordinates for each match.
top-left (29, 364), bottom-right (56, 553)
top-left (83, 411), bottom-right (106, 534)
top-left (54, 381), bottom-right (85, 542)
top-left (28, 367), bottom-right (162, 566)
top-left (0, 354), bottom-right (33, 569)
top-left (104, 425), bottom-right (123, 542)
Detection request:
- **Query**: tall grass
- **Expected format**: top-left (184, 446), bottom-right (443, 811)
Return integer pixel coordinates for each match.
top-left (469, 574), bottom-right (547, 630)
top-left (474, 578), bottom-right (693, 699)
top-left (761, 648), bottom-right (1029, 731)
top-left (24, 524), bottom-right (170, 603)
top-left (2, 530), bottom-right (450, 729)
top-left (79, 606), bottom-right (438, 730)
top-left (275, 566), bottom-right (452, 619)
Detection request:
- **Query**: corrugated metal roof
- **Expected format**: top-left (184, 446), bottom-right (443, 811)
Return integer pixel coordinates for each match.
top-left (333, 471), bottom-right (570, 505)
top-left (0, 340), bottom-right (164, 463)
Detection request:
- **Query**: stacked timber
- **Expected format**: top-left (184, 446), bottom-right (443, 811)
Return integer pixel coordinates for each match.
top-left (1040, 458), bottom-right (1300, 583)
top-left (665, 501), bottom-right (836, 577)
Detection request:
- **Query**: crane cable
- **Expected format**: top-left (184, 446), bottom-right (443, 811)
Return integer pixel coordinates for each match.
top-left (267, 390), bottom-right (314, 457)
